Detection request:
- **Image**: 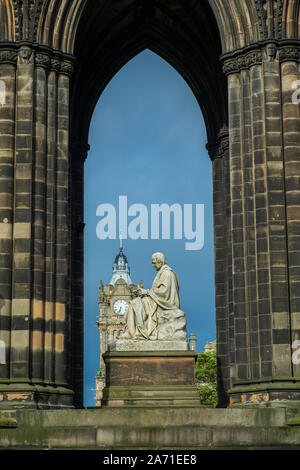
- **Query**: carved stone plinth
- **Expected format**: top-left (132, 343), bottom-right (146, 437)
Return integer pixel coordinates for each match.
top-left (102, 351), bottom-right (201, 406)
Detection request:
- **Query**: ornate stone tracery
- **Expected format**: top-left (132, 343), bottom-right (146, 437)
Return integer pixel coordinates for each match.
top-left (222, 42), bottom-right (300, 75)
top-left (13, 0), bottom-right (44, 42)
top-left (254, 0), bottom-right (284, 40)
top-left (0, 49), bottom-right (18, 64)
top-left (0, 43), bottom-right (76, 76)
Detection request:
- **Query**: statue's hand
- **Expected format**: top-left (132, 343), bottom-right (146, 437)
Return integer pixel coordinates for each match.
top-left (139, 288), bottom-right (149, 297)
top-left (132, 287), bottom-right (149, 297)
top-left (132, 288), bottom-right (139, 297)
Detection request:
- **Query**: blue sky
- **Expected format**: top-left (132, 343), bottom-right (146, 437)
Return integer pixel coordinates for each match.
top-left (84, 50), bottom-right (215, 407)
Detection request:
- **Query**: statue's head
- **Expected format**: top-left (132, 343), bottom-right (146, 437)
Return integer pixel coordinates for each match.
top-left (152, 252), bottom-right (166, 270)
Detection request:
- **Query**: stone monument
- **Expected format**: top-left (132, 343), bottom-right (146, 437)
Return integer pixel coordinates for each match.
top-left (102, 252), bottom-right (200, 407)
top-left (110, 252), bottom-right (188, 351)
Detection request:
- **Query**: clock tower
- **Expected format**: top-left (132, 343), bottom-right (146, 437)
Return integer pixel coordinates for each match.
top-left (95, 244), bottom-right (140, 405)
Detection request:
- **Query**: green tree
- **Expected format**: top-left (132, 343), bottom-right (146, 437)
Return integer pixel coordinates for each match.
top-left (195, 350), bottom-right (217, 406)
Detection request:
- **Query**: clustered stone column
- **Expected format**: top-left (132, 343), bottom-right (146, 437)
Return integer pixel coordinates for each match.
top-left (0, 43), bottom-right (75, 408)
top-left (69, 137), bottom-right (89, 408)
top-left (208, 129), bottom-right (231, 407)
top-left (220, 41), bottom-right (300, 405)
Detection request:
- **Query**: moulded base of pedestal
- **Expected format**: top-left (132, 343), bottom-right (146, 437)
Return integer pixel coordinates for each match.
top-left (0, 382), bottom-right (74, 409)
top-left (101, 385), bottom-right (203, 407)
top-left (228, 378), bottom-right (300, 408)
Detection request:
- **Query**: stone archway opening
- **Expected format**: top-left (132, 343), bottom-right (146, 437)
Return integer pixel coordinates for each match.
top-left (69, 0), bottom-right (228, 408)
top-left (0, 0), bottom-right (299, 421)
top-left (83, 48), bottom-right (218, 407)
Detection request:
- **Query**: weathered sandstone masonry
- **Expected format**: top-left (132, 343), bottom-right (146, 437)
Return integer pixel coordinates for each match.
top-left (0, 1), bottom-right (299, 412)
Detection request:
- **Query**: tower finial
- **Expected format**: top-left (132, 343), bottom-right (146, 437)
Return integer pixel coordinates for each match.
top-left (110, 234), bottom-right (132, 285)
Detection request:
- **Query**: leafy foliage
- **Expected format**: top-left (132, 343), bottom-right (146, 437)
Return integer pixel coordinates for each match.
top-left (195, 350), bottom-right (217, 406)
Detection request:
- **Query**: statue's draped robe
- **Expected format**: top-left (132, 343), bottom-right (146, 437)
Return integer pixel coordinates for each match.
top-left (125, 264), bottom-right (180, 339)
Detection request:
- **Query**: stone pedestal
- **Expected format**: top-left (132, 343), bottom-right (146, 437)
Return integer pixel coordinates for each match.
top-left (102, 351), bottom-right (201, 406)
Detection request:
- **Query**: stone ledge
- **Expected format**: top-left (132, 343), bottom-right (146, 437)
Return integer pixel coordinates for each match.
top-left (104, 350), bottom-right (196, 357)
top-left (0, 407), bottom-right (299, 449)
top-left (0, 416), bottom-right (17, 428)
top-left (9, 406), bottom-right (289, 428)
top-left (0, 383), bottom-right (74, 409)
top-left (109, 339), bottom-right (189, 351)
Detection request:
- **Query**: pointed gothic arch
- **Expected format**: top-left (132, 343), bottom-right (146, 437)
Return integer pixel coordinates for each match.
top-left (0, 0), bottom-right (299, 410)
top-left (70, 0), bottom-right (228, 148)
top-left (69, 1), bottom-right (229, 407)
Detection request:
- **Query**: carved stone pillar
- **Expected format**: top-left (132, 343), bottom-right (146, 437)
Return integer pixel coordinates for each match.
top-left (0, 48), bottom-right (17, 382)
top-left (0, 43), bottom-right (76, 408)
top-left (222, 41), bottom-right (300, 406)
top-left (208, 129), bottom-right (231, 407)
top-left (69, 137), bottom-right (89, 408)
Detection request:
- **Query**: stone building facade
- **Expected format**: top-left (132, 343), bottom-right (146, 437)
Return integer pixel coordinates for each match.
top-left (0, 0), bottom-right (299, 410)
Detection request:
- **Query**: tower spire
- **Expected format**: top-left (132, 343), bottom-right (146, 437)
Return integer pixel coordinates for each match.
top-left (110, 237), bottom-right (132, 285)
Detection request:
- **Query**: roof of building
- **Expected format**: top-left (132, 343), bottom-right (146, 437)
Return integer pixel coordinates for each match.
top-left (110, 244), bottom-right (132, 285)
top-left (204, 340), bottom-right (216, 352)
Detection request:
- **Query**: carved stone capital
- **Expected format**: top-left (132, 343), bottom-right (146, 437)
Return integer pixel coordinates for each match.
top-left (0, 43), bottom-right (76, 75)
top-left (35, 52), bottom-right (51, 69)
top-left (222, 49), bottom-right (262, 75)
top-left (222, 42), bottom-right (300, 75)
top-left (279, 46), bottom-right (300, 63)
top-left (207, 129), bottom-right (229, 161)
top-left (0, 49), bottom-right (18, 65)
top-left (60, 60), bottom-right (75, 77)
top-left (49, 56), bottom-right (75, 76)
top-left (50, 58), bottom-right (61, 73)
top-left (217, 134), bottom-right (229, 157)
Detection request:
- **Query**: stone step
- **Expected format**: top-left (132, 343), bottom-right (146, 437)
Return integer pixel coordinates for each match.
top-left (101, 399), bottom-right (203, 406)
top-left (1, 405), bottom-right (288, 428)
top-left (1, 406), bottom-right (300, 449)
top-left (1, 423), bottom-right (300, 449)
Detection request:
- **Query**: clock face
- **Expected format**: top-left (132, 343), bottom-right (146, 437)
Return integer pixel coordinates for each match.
top-left (113, 299), bottom-right (129, 315)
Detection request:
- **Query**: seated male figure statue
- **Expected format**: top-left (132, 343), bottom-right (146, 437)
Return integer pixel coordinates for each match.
top-left (121, 252), bottom-right (187, 341)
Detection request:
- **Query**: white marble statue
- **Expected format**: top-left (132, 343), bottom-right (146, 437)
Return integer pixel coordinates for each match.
top-left (120, 252), bottom-right (187, 342)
